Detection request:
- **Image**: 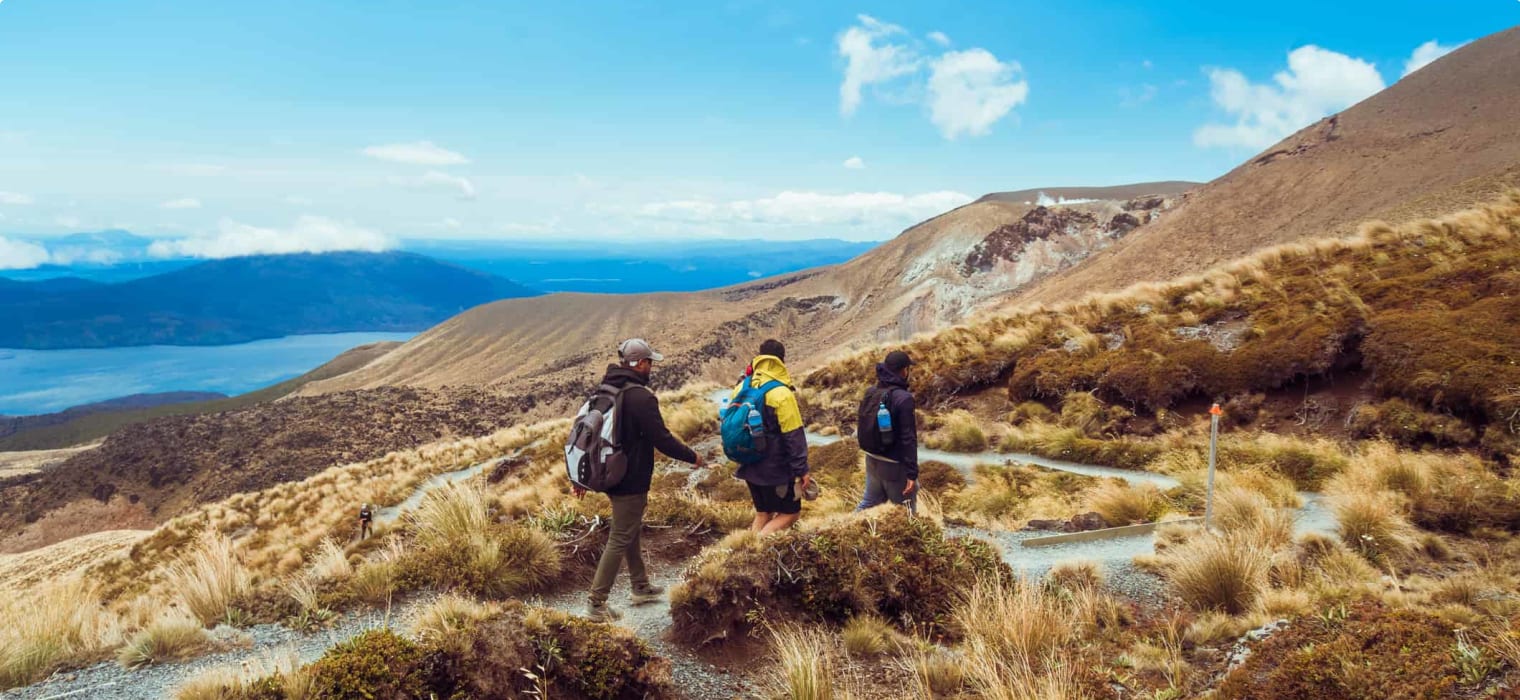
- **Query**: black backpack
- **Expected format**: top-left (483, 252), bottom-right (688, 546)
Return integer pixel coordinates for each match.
top-left (856, 386), bottom-right (900, 455)
top-left (564, 383), bottom-right (631, 492)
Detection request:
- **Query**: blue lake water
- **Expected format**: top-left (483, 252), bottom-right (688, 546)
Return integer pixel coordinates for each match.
top-left (0, 332), bottom-right (415, 416)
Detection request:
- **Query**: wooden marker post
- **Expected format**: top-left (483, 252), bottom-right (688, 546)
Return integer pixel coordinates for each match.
top-left (1205, 403), bottom-right (1223, 531)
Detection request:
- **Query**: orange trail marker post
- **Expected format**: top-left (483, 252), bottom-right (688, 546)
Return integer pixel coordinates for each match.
top-left (1205, 403), bottom-right (1223, 531)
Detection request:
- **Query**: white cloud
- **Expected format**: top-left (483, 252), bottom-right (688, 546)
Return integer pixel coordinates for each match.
top-left (927, 31), bottom-right (950, 47)
top-left (160, 197), bottom-right (202, 210)
top-left (48, 246), bottom-right (121, 266)
top-left (285, 195), bottom-right (314, 205)
top-left (926, 48), bottom-right (1029, 139)
top-left (55, 216), bottom-right (82, 229)
top-left (1193, 45), bottom-right (1385, 150)
top-left (1120, 83), bottom-right (1158, 107)
top-left (440, 218), bottom-right (463, 230)
top-left (0, 236), bottom-right (50, 270)
top-left (843, 156), bottom-right (866, 170)
top-left (0, 191), bottom-right (34, 205)
top-left (837, 14), bottom-right (920, 117)
top-left (1142, 59), bottom-right (1154, 70)
top-left (147, 216), bottom-right (393, 259)
top-left (1403, 40), bottom-right (1464, 77)
top-left (639, 190), bottom-right (973, 235)
top-left (360, 141), bottom-right (470, 166)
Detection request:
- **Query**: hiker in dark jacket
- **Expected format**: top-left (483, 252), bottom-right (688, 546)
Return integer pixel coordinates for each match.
top-left (729, 339), bottom-right (812, 534)
top-left (856, 350), bottom-right (919, 513)
top-left (574, 338), bottom-right (703, 622)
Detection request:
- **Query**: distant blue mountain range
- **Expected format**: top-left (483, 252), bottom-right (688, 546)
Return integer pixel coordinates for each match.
top-left (0, 251), bottom-right (537, 349)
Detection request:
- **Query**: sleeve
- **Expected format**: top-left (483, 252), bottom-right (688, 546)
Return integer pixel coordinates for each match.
top-left (769, 387), bottom-right (810, 477)
top-left (627, 388), bottom-right (699, 465)
top-left (895, 391), bottom-right (919, 480)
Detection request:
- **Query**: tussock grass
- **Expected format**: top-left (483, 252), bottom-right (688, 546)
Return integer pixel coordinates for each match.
top-left (1164, 533), bottom-right (1269, 614)
top-left (174, 665), bottom-right (248, 700)
top-left (904, 647), bottom-right (965, 699)
top-left (116, 613), bottom-right (209, 669)
top-left (928, 410), bottom-right (989, 452)
top-left (0, 578), bottom-right (116, 690)
top-left (1330, 490), bottom-right (1416, 565)
top-left (306, 538), bottom-right (353, 582)
top-left (165, 532), bottom-right (251, 626)
top-left (1045, 559), bottom-right (1102, 592)
top-left (1211, 486), bottom-right (1296, 549)
top-left (841, 615), bottom-right (901, 657)
top-left (770, 624), bottom-right (834, 700)
top-left (955, 578), bottom-right (1068, 665)
top-left (1085, 480), bottom-right (1166, 526)
top-left (410, 594), bottom-right (499, 656)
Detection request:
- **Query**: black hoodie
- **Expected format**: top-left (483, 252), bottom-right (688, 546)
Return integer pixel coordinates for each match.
top-left (599, 364), bottom-right (699, 496)
top-left (864, 363), bottom-right (919, 480)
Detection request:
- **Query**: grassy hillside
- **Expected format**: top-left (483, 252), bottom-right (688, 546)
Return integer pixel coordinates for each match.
top-left (807, 192), bottom-right (1520, 465)
top-left (0, 341), bottom-right (401, 452)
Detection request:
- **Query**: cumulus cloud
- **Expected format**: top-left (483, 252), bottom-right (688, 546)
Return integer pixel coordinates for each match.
top-left (927, 48), bottom-right (1030, 139)
top-left (0, 191), bottom-right (34, 205)
top-left (1403, 40), bottom-right (1463, 77)
top-left (147, 216), bottom-right (393, 259)
top-left (638, 189), bottom-right (973, 237)
top-left (360, 141), bottom-right (470, 166)
top-left (843, 156), bottom-right (866, 170)
top-left (837, 14), bottom-right (920, 117)
top-left (1193, 45), bottom-right (1385, 150)
top-left (398, 171), bottom-right (477, 200)
top-left (835, 16), bottom-right (1025, 139)
top-left (0, 236), bottom-right (50, 270)
top-left (160, 197), bottom-right (202, 210)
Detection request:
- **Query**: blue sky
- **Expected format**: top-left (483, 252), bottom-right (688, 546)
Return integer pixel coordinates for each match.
top-left (0, 1), bottom-right (1515, 264)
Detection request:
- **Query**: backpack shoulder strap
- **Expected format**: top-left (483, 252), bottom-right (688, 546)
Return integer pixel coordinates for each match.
top-left (756, 379), bottom-right (786, 396)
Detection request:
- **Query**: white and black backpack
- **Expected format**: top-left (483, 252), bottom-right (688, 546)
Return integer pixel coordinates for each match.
top-left (564, 383), bottom-right (631, 492)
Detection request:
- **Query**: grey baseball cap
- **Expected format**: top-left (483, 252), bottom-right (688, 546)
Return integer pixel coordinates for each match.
top-left (619, 338), bottom-right (664, 363)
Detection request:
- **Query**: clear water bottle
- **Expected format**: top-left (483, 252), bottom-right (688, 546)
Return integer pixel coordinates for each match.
top-left (747, 404), bottom-right (768, 451)
top-left (877, 402), bottom-right (895, 445)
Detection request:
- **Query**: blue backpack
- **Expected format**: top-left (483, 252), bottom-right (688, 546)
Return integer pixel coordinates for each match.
top-left (720, 377), bottom-right (786, 464)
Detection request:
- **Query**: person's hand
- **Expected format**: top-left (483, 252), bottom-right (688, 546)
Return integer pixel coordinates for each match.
top-left (903, 479), bottom-right (917, 496)
top-left (693, 454), bottom-right (706, 469)
top-left (800, 474), bottom-right (814, 490)
top-left (572, 486), bottom-right (587, 499)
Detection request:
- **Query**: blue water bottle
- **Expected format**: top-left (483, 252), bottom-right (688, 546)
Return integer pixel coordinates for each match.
top-left (876, 402), bottom-right (895, 446)
top-left (747, 404), bottom-right (768, 451)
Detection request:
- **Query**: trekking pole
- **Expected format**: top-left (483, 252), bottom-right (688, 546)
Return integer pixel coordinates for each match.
top-left (1204, 403), bottom-right (1222, 532)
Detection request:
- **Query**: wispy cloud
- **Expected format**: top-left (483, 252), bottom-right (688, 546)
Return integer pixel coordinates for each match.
top-left (361, 141), bottom-right (470, 166)
top-left (0, 191), bottom-right (35, 205)
top-left (842, 156), bottom-right (866, 170)
top-left (638, 190), bottom-right (972, 234)
top-left (390, 171), bottom-right (477, 200)
top-left (160, 197), bottom-right (202, 210)
top-left (837, 15), bottom-right (920, 117)
top-left (927, 31), bottom-right (950, 47)
top-left (1402, 39), bottom-right (1465, 77)
top-left (157, 163), bottom-right (227, 177)
top-left (1194, 45), bottom-right (1384, 150)
top-left (927, 48), bottom-right (1029, 139)
top-left (147, 216), bottom-right (393, 259)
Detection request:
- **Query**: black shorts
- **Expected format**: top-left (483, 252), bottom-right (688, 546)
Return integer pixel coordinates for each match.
top-left (748, 480), bottom-right (802, 515)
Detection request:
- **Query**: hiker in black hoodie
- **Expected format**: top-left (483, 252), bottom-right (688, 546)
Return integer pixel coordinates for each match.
top-left (574, 338), bottom-right (703, 622)
top-left (855, 350), bottom-right (919, 513)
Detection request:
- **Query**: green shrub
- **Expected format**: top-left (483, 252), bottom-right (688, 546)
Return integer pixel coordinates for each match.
top-left (670, 510), bottom-right (1006, 643)
top-left (1218, 604), bottom-right (1469, 699)
top-left (306, 630), bottom-right (428, 700)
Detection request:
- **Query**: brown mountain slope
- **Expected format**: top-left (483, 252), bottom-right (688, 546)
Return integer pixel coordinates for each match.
top-left (299, 182), bottom-right (1195, 409)
top-left (1020, 25), bottom-right (1520, 305)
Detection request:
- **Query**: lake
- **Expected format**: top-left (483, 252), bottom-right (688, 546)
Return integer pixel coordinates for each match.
top-left (0, 332), bottom-right (415, 416)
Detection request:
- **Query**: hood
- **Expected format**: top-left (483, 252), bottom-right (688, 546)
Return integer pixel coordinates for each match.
top-left (601, 364), bottom-right (650, 388)
top-left (750, 355), bottom-right (792, 387)
top-left (875, 363), bottom-right (909, 389)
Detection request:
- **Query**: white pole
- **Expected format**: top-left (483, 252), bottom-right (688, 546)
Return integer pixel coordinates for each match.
top-left (1205, 403), bottom-right (1222, 531)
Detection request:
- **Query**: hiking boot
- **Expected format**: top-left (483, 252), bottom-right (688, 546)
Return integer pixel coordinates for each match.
top-left (587, 602), bottom-right (622, 622)
top-left (631, 583), bottom-right (665, 606)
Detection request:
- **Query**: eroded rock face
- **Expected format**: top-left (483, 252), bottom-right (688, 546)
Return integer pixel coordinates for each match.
top-left (961, 206), bottom-right (1099, 276)
top-left (958, 197), bottom-right (1171, 278)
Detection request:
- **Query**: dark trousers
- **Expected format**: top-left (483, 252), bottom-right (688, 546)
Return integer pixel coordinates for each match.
top-left (589, 492), bottom-right (649, 604)
top-left (856, 455), bottom-right (916, 514)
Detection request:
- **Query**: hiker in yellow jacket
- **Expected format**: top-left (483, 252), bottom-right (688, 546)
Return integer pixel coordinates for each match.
top-left (729, 339), bottom-right (813, 534)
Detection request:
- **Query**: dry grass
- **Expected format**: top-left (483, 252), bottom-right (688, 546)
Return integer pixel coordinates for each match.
top-left (771, 624), bottom-right (835, 700)
top-left (928, 410), bottom-right (989, 452)
top-left (841, 615), bottom-right (901, 657)
top-left (410, 594), bottom-right (499, 656)
top-left (1330, 490), bottom-right (1416, 565)
top-left (0, 578), bottom-right (116, 690)
top-left (1211, 486), bottom-right (1296, 549)
top-left (1045, 559), bottom-right (1102, 592)
top-left (306, 538), bottom-right (353, 582)
top-left (1085, 481), bottom-right (1166, 526)
top-left (164, 532), bottom-right (251, 626)
top-left (955, 578), bottom-right (1069, 665)
top-left (1164, 533), bottom-right (1270, 614)
top-left (174, 665), bottom-right (247, 700)
top-left (115, 613), bottom-right (209, 669)
top-left (904, 647), bottom-right (965, 699)
top-left (349, 540), bottom-right (404, 606)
